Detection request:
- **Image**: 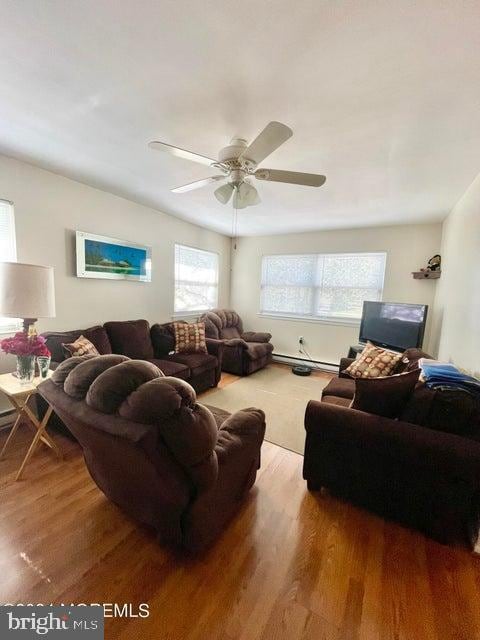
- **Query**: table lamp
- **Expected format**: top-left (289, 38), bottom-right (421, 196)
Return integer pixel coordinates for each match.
top-left (0, 261), bottom-right (56, 334)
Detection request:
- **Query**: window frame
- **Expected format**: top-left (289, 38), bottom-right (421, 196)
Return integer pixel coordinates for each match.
top-left (173, 243), bottom-right (220, 317)
top-left (258, 251), bottom-right (387, 326)
top-left (0, 199), bottom-right (22, 335)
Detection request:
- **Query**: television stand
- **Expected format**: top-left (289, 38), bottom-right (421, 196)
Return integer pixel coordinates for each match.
top-left (347, 344), bottom-right (366, 359)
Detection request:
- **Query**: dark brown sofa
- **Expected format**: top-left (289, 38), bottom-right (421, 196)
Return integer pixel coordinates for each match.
top-left (38, 355), bottom-right (266, 552)
top-left (41, 319), bottom-right (223, 394)
top-left (200, 309), bottom-right (273, 375)
top-left (303, 348), bottom-right (480, 549)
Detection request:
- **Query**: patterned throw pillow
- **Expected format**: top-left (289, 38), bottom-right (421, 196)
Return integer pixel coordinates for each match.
top-left (343, 342), bottom-right (402, 379)
top-left (62, 335), bottom-right (100, 358)
top-left (173, 322), bottom-right (207, 354)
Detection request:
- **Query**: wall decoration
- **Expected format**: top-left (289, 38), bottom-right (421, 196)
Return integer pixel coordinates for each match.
top-left (76, 231), bottom-right (151, 282)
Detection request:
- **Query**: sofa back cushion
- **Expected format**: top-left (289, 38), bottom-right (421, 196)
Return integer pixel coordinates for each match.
top-left (104, 319), bottom-right (154, 360)
top-left (220, 326), bottom-right (241, 340)
top-left (400, 384), bottom-right (480, 440)
top-left (151, 323), bottom-right (176, 357)
top-left (394, 347), bottom-right (433, 374)
top-left (351, 369), bottom-right (421, 418)
top-left (42, 325), bottom-right (112, 363)
top-left (199, 309), bottom-right (244, 339)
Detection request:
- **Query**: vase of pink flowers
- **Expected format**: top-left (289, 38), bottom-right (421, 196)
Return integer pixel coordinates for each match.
top-left (0, 332), bottom-right (51, 385)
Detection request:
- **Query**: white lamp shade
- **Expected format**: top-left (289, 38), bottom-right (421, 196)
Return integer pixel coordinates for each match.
top-left (0, 262), bottom-right (56, 319)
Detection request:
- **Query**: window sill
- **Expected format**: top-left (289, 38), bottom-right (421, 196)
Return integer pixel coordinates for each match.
top-left (172, 312), bottom-right (203, 319)
top-left (257, 313), bottom-right (361, 328)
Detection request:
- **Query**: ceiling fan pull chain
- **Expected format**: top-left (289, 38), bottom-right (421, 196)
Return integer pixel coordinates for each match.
top-left (232, 199), bottom-right (238, 250)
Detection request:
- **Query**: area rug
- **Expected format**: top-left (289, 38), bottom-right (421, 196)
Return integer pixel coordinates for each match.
top-left (202, 365), bottom-right (331, 454)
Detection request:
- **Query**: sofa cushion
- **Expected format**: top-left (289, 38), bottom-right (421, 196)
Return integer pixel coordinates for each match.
top-left (322, 377), bottom-right (355, 400)
top-left (147, 358), bottom-right (190, 380)
top-left (104, 320), bottom-right (154, 360)
top-left (221, 326), bottom-right (241, 340)
top-left (63, 335), bottom-right (100, 358)
top-left (173, 322), bottom-right (207, 354)
top-left (85, 325), bottom-right (113, 356)
top-left (322, 395), bottom-right (352, 407)
top-left (168, 353), bottom-right (217, 378)
top-left (343, 342), bottom-right (402, 379)
top-left (203, 404), bottom-right (231, 429)
top-left (400, 384), bottom-right (480, 440)
top-left (42, 325), bottom-right (112, 363)
top-left (245, 341), bottom-right (274, 361)
top-left (351, 369), bottom-right (421, 418)
top-left (151, 323), bottom-right (175, 357)
top-left (394, 347), bottom-right (433, 374)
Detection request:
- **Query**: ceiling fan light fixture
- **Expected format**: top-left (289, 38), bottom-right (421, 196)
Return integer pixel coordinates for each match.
top-left (233, 186), bottom-right (249, 209)
top-left (214, 182), bottom-right (234, 204)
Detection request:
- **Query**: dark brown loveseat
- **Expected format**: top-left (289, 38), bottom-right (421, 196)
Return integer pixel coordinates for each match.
top-left (38, 355), bottom-right (266, 552)
top-left (303, 348), bottom-right (480, 549)
top-left (41, 319), bottom-right (223, 394)
top-left (200, 309), bottom-right (273, 376)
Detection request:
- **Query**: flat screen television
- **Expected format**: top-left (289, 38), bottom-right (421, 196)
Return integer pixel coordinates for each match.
top-left (359, 301), bottom-right (428, 351)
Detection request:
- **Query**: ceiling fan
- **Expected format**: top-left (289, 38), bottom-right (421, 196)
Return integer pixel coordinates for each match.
top-left (148, 121), bottom-right (326, 209)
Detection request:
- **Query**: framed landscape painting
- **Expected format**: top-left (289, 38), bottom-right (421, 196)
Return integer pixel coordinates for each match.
top-left (76, 231), bottom-right (152, 282)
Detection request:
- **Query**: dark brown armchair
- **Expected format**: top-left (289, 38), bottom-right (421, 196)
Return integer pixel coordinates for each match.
top-left (199, 309), bottom-right (273, 375)
top-left (38, 354), bottom-right (266, 552)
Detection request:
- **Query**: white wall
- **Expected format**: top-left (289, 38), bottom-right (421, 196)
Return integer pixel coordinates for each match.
top-left (433, 173), bottom-right (480, 376)
top-left (231, 223), bottom-right (442, 365)
top-left (0, 153), bottom-right (231, 393)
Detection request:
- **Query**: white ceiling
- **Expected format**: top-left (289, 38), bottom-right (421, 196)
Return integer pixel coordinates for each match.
top-left (1, 1), bottom-right (479, 237)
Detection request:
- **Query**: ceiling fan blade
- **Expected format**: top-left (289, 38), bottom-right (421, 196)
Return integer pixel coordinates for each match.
top-left (214, 182), bottom-right (234, 204)
top-left (239, 122), bottom-right (293, 166)
top-left (172, 176), bottom-right (225, 194)
top-left (149, 140), bottom-right (218, 168)
top-left (255, 169), bottom-right (326, 187)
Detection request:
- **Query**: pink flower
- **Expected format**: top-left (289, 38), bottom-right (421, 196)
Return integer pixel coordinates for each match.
top-left (0, 332), bottom-right (51, 357)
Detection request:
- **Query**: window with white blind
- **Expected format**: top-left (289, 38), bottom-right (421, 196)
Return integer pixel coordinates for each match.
top-left (174, 244), bottom-right (219, 315)
top-left (0, 200), bottom-right (21, 333)
top-left (260, 252), bottom-right (386, 323)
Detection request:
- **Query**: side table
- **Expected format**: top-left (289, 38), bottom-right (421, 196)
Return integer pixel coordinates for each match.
top-left (0, 371), bottom-right (62, 480)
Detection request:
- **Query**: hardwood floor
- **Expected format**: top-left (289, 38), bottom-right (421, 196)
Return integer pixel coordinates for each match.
top-left (1, 367), bottom-right (480, 640)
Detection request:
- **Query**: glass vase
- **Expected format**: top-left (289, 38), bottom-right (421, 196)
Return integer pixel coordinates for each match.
top-left (37, 355), bottom-right (51, 379)
top-left (16, 355), bottom-right (35, 385)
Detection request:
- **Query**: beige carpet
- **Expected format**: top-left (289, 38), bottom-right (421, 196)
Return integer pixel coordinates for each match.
top-left (203, 365), bottom-right (331, 454)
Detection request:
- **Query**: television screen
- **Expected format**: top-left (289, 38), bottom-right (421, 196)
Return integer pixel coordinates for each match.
top-left (359, 301), bottom-right (428, 351)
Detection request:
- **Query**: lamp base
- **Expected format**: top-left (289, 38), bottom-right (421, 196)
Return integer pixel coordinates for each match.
top-left (22, 318), bottom-right (38, 335)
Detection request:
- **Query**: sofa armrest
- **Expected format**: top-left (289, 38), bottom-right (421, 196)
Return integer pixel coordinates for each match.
top-left (338, 357), bottom-right (355, 377)
top-left (205, 338), bottom-right (224, 359)
top-left (224, 338), bottom-right (248, 349)
top-left (241, 331), bottom-right (272, 343)
top-left (216, 408), bottom-right (266, 463)
top-left (205, 338), bottom-right (224, 386)
top-left (304, 400), bottom-right (480, 481)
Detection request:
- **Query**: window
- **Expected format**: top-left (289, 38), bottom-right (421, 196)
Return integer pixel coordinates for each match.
top-left (260, 252), bottom-right (386, 322)
top-left (174, 244), bottom-right (219, 315)
top-left (0, 200), bottom-right (21, 333)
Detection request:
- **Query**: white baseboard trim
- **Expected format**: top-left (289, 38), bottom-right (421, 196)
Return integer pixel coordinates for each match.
top-left (272, 353), bottom-right (338, 374)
